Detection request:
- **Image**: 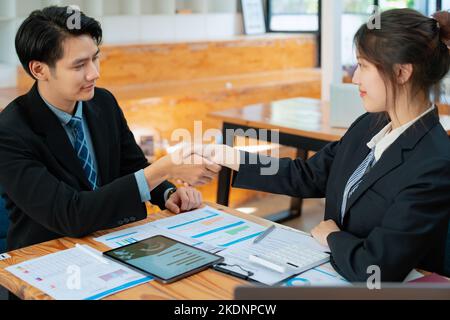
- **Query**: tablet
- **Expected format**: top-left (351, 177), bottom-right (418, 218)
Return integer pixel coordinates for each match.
top-left (103, 235), bottom-right (223, 283)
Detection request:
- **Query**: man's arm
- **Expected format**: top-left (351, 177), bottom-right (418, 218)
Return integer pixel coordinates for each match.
top-left (0, 129), bottom-right (147, 238)
top-left (106, 89), bottom-right (175, 209)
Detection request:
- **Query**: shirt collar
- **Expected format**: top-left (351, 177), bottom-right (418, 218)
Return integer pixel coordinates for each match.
top-left (366, 104), bottom-right (436, 150)
top-left (39, 91), bottom-right (83, 126)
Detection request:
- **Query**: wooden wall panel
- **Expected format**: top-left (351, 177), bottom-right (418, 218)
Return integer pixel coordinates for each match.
top-left (96, 35), bottom-right (317, 86)
top-left (17, 34), bottom-right (317, 89)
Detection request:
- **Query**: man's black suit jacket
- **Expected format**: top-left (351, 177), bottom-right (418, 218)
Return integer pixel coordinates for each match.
top-left (0, 83), bottom-right (174, 251)
top-left (233, 109), bottom-right (450, 281)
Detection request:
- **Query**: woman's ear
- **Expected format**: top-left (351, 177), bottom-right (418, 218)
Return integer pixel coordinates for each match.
top-left (394, 63), bottom-right (413, 85)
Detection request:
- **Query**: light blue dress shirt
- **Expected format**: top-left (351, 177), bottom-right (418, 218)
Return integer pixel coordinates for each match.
top-left (40, 94), bottom-right (152, 203)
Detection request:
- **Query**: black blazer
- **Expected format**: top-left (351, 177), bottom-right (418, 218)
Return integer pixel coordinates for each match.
top-left (233, 109), bottom-right (450, 281)
top-left (0, 83), bottom-right (174, 251)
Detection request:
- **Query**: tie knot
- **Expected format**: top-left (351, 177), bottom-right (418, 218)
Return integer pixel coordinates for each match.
top-left (68, 116), bottom-right (83, 131)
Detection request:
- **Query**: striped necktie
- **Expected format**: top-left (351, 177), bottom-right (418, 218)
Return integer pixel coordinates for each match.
top-left (340, 148), bottom-right (376, 224)
top-left (67, 116), bottom-right (98, 190)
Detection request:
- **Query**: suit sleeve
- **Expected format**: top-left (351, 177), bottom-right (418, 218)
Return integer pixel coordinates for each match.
top-left (327, 159), bottom-right (450, 282)
top-left (232, 113), bottom-right (369, 199)
top-left (233, 141), bottom-right (340, 199)
top-left (108, 90), bottom-right (175, 209)
top-left (0, 128), bottom-right (147, 238)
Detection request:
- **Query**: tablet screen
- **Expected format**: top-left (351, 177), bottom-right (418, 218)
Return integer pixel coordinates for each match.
top-left (103, 235), bottom-right (223, 282)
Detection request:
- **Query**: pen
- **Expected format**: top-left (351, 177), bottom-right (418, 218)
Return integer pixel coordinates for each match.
top-left (213, 265), bottom-right (250, 281)
top-left (253, 225), bottom-right (276, 244)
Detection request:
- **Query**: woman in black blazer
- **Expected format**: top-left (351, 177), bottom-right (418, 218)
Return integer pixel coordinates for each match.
top-left (201, 9), bottom-right (450, 282)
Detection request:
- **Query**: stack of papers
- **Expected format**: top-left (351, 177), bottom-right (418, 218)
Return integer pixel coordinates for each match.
top-left (6, 206), bottom-right (268, 299)
top-left (150, 206), bottom-right (266, 248)
top-left (218, 226), bottom-right (331, 285)
top-left (94, 222), bottom-right (218, 253)
top-left (13, 205), bottom-right (425, 296)
top-left (6, 245), bottom-right (152, 300)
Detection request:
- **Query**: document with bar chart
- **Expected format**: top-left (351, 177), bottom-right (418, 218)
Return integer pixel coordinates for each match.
top-left (151, 206), bottom-right (266, 249)
top-left (6, 245), bottom-right (152, 300)
top-left (94, 222), bottom-right (217, 253)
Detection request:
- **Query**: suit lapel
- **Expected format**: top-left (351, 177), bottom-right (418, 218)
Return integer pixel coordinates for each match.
top-left (83, 100), bottom-right (109, 185)
top-left (342, 108), bottom-right (440, 221)
top-left (21, 83), bottom-right (92, 190)
top-left (334, 115), bottom-right (389, 222)
top-left (342, 144), bottom-right (403, 218)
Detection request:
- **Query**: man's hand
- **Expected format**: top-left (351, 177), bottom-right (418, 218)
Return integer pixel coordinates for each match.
top-left (170, 153), bottom-right (221, 186)
top-left (190, 144), bottom-right (241, 172)
top-left (144, 147), bottom-right (222, 189)
top-left (311, 220), bottom-right (340, 247)
top-left (165, 187), bottom-right (203, 214)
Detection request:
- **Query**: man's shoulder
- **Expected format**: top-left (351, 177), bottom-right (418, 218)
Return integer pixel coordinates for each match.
top-left (91, 87), bottom-right (117, 105)
top-left (0, 95), bottom-right (27, 130)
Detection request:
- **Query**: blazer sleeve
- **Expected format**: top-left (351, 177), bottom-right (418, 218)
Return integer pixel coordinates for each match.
top-left (0, 128), bottom-right (147, 238)
top-left (107, 90), bottom-right (175, 209)
top-left (233, 141), bottom-right (340, 199)
top-left (327, 159), bottom-right (450, 282)
top-left (232, 114), bottom-right (369, 199)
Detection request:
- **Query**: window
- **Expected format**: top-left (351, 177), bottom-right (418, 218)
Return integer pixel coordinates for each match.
top-left (442, 0), bottom-right (450, 10)
top-left (341, 0), bottom-right (445, 67)
top-left (342, 0), bottom-right (374, 66)
top-left (379, 0), bottom-right (437, 15)
top-left (268, 0), bottom-right (320, 32)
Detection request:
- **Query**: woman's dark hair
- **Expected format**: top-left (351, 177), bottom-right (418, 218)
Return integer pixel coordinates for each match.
top-left (15, 6), bottom-right (102, 79)
top-left (353, 8), bottom-right (450, 114)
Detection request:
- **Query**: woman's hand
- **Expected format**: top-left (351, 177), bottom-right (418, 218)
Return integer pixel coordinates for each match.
top-left (144, 148), bottom-right (221, 188)
top-left (311, 220), bottom-right (341, 247)
top-left (191, 144), bottom-right (241, 172)
top-left (165, 186), bottom-right (203, 214)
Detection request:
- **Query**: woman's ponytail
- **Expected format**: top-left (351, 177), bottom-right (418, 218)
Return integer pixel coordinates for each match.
top-left (433, 11), bottom-right (450, 47)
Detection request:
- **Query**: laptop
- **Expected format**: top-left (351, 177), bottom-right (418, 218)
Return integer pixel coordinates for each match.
top-left (329, 83), bottom-right (366, 128)
top-left (234, 283), bottom-right (450, 300)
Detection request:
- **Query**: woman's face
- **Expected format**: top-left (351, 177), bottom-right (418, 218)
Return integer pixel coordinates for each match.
top-left (352, 55), bottom-right (389, 113)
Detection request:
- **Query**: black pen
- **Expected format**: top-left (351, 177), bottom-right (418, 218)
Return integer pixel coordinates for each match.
top-left (213, 265), bottom-right (251, 281)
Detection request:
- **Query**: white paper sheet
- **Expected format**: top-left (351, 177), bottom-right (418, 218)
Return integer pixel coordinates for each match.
top-left (93, 222), bottom-right (218, 252)
top-left (283, 263), bottom-right (351, 287)
top-left (6, 245), bottom-right (152, 300)
top-left (218, 226), bottom-right (331, 285)
top-left (151, 206), bottom-right (266, 249)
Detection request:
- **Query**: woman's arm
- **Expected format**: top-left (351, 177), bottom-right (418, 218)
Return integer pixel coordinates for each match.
top-left (326, 159), bottom-right (450, 282)
top-left (201, 141), bottom-right (341, 199)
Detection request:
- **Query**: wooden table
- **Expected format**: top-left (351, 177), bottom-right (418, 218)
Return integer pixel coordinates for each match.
top-left (208, 97), bottom-right (450, 222)
top-left (0, 203), bottom-right (273, 300)
top-left (0, 202), bottom-right (442, 300)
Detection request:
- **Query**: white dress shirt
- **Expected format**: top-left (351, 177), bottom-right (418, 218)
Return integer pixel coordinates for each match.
top-left (366, 105), bottom-right (436, 163)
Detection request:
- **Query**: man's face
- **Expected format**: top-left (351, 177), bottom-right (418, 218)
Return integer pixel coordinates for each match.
top-left (47, 35), bottom-right (100, 102)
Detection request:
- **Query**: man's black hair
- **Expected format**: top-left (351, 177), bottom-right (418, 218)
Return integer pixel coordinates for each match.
top-left (15, 6), bottom-right (102, 79)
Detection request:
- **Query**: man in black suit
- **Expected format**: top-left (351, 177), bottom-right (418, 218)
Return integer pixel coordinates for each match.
top-left (0, 6), bottom-right (219, 252)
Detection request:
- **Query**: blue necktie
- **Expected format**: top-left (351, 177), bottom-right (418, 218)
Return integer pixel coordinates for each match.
top-left (340, 148), bottom-right (376, 224)
top-left (67, 116), bottom-right (98, 190)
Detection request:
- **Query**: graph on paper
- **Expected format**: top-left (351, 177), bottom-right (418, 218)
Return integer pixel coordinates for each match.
top-left (152, 206), bottom-right (266, 248)
top-left (94, 221), bottom-right (218, 253)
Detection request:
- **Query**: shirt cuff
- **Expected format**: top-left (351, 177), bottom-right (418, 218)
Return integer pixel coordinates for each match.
top-left (134, 169), bottom-right (151, 203)
top-left (164, 188), bottom-right (175, 202)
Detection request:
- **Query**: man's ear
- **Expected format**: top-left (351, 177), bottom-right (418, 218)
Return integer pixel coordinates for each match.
top-left (394, 63), bottom-right (413, 85)
top-left (28, 61), bottom-right (50, 81)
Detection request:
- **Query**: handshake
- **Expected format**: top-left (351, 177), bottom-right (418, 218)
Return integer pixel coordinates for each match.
top-left (145, 144), bottom-right (242, 187)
